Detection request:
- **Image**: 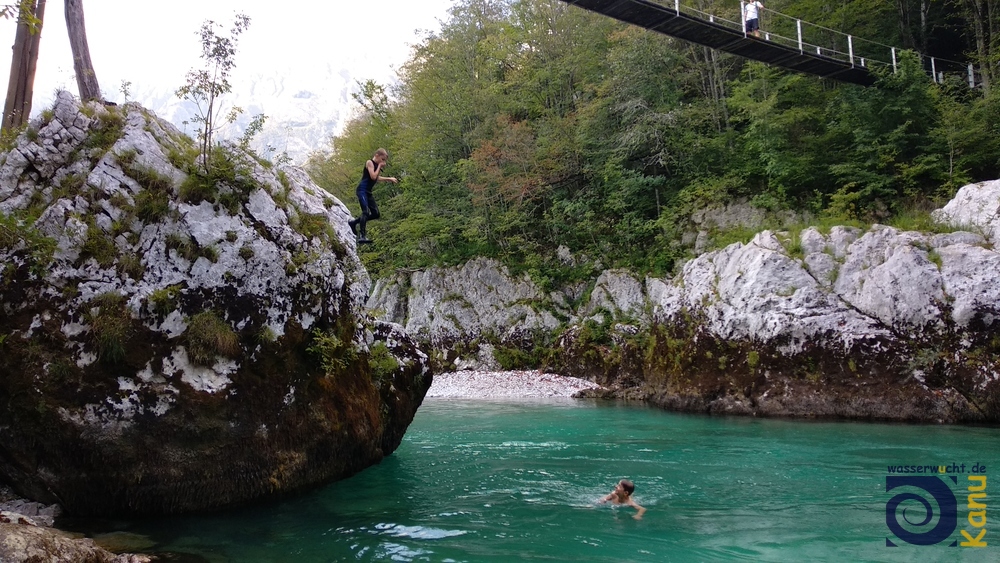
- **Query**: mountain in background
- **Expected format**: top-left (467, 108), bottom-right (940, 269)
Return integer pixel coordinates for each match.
top-left (146, 63), bottom-right (356, 164)
top-left (34, 64), bottom-right (357, 165)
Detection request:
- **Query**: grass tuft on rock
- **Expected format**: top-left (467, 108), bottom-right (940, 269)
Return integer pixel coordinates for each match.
top-left (148, 285), bottom-right (182, 317)
top-left (187, 311), bottom-right (240, 365)
top-left (88, 292), bottom-right (132, 364)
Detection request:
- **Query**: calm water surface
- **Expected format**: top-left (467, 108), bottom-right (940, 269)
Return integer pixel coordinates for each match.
top-left (85, 399), bottom-right (995, 562)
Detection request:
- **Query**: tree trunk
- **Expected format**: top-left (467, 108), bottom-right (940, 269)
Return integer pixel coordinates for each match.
top-left (3, 0), bottom-right (46, 131)
top-left (894, 0), bottom-right (915, 49)
top-left (959, 0), bottom-right (995, 92)
top-left (64, 0), bottom-right (100, 101)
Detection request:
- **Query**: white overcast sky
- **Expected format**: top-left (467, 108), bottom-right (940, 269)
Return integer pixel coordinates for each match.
top-left (0, 0), bottom-right (455, 111)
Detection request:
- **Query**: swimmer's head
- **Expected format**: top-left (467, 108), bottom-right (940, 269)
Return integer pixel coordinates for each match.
top-left (618, 479), bottom-right (635, 496)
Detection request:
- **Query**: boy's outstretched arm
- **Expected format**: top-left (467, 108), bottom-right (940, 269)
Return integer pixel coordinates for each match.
top-left (629, 499), bottom-right (646, 520)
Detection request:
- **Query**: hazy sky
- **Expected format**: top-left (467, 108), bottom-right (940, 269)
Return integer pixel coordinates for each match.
top-left (0, 0), bottom-right (455, 110)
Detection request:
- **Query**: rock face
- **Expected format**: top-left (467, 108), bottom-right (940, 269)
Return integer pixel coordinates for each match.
top-left (370, 181), bottom-right (1000, 423)
top-left (1, 511), bottom-right (149, 563)
top-left (0, 92), bottom-right (430, 516)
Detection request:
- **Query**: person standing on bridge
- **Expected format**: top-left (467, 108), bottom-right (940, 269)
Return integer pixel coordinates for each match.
top-left (744, 0), bottom-right (764, 38)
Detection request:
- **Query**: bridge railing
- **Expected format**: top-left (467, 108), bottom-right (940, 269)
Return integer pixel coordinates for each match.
top-left (642, 0), bottom-right (978, 87)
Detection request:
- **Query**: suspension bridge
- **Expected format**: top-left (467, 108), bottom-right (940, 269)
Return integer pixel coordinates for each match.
top-left (558, 0), bottom-right (975, 87)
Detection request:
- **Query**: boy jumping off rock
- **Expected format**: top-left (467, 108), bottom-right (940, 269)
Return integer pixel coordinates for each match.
top-left (349, 148), bottom-right (398, 244)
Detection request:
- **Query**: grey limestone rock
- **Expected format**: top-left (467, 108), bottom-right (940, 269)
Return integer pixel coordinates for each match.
top-left (932, 178), bottom-right (1000, 244)
top-left (0, 92), bottom-right (429, 516)
top-left (0, 514), bottom-right (150, 562)
top-left (369, 179), bottom-right (1000, 421)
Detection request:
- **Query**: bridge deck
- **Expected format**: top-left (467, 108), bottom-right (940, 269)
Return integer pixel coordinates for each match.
top-left (561, 0), bottom-right (876, 86)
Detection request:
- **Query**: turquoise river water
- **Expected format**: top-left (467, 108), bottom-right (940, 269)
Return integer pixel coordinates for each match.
top-left (75, 398), bottom-right (995, 562)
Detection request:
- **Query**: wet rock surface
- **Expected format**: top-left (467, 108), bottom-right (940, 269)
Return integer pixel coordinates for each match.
top-left (0, 509), bottom-right (150, 563)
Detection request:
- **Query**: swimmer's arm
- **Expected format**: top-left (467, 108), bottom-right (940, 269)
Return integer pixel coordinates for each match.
top-left (596, 493), bottom-right (612, 504)
top-left (628, 498), bottom-right (646, 520)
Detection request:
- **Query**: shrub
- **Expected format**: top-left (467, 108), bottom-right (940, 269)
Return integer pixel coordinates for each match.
top-left (0, 126), bottom-right (22, 152)
top-left (0, 214), bottom-right (56, 276)
top-left (167, 144), bottom-right (199, 171)
top-left (179, 171), bottom-right (218, 204)
top-left (307, 328), bottom-right (357, 374)
top-left (494, 345), bottom-right (542, 370)
top-left (175, 13), bottom-right (252, 172)
top-left (179, 145), bottom-right (258, 210)
top-left (368, 342), bottom-right (399, 383)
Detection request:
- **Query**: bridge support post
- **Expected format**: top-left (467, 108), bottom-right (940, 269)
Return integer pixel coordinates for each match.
top-left (675, 0), bottom-right (679, 14)
top-left (848, 35), bottom-right (854, 67)
top-left (797, 20), bottom-right (802, 53)
top-left (969, 64), bottom-right (975, 88)
top-left (740, 1), bottom-right (746, 37)
top-left (891, 47), bottom-right (897, 73)
top-left (931, 57), bottom-right (937, 83)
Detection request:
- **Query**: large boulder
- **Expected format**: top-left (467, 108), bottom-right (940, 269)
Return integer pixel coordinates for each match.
top-left (932, 179), bottom-right (1000, 245)
top-left (644, 226), bottom-right (998, 421)
top-left (368, 257), bottom-right (564, 366)
top-left (0, 92), bottom-right (430, 516)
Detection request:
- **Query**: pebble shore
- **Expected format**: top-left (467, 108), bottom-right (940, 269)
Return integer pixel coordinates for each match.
top-left (426, 370), bottom-right (602, 399)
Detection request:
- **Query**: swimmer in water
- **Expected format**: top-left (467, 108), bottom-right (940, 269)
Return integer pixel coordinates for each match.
top-left (597, 479), bottom-right (646, 520)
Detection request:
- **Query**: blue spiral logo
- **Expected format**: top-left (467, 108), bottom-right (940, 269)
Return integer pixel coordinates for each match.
top-left (885, 476), bottom-right (957, 546)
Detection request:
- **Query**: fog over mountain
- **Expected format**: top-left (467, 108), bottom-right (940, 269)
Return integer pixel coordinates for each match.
top-left (2, 0), bottom-right (454, 166)
top-left (118, 64), bottom-right (356, 165)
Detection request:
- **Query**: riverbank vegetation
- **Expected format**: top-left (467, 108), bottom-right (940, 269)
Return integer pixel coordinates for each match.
top-left (307, 0), bottom-right (1000, 280)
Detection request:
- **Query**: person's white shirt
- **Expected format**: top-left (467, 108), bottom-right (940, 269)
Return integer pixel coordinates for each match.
top-left (745, 1), bottom-right (762, 21)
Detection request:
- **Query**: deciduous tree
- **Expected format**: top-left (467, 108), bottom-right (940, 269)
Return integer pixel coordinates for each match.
top-left (175, 13), bottom-right (251, 172)
top-left (2, 0), bottom-right (45, 131)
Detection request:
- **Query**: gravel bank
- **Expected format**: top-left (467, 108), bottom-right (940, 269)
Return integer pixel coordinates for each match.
top-left (426, 370), bottom-right (602, 399)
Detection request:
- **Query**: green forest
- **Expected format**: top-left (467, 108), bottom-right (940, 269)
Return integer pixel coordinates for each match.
top-left (306, 0), bottom-right (1000, 283)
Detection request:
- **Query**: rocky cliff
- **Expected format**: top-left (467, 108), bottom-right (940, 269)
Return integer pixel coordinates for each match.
top-left (0, 92), bottom-right (430, 516)
top-left (370, 181), bottom-right (1000, 423)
